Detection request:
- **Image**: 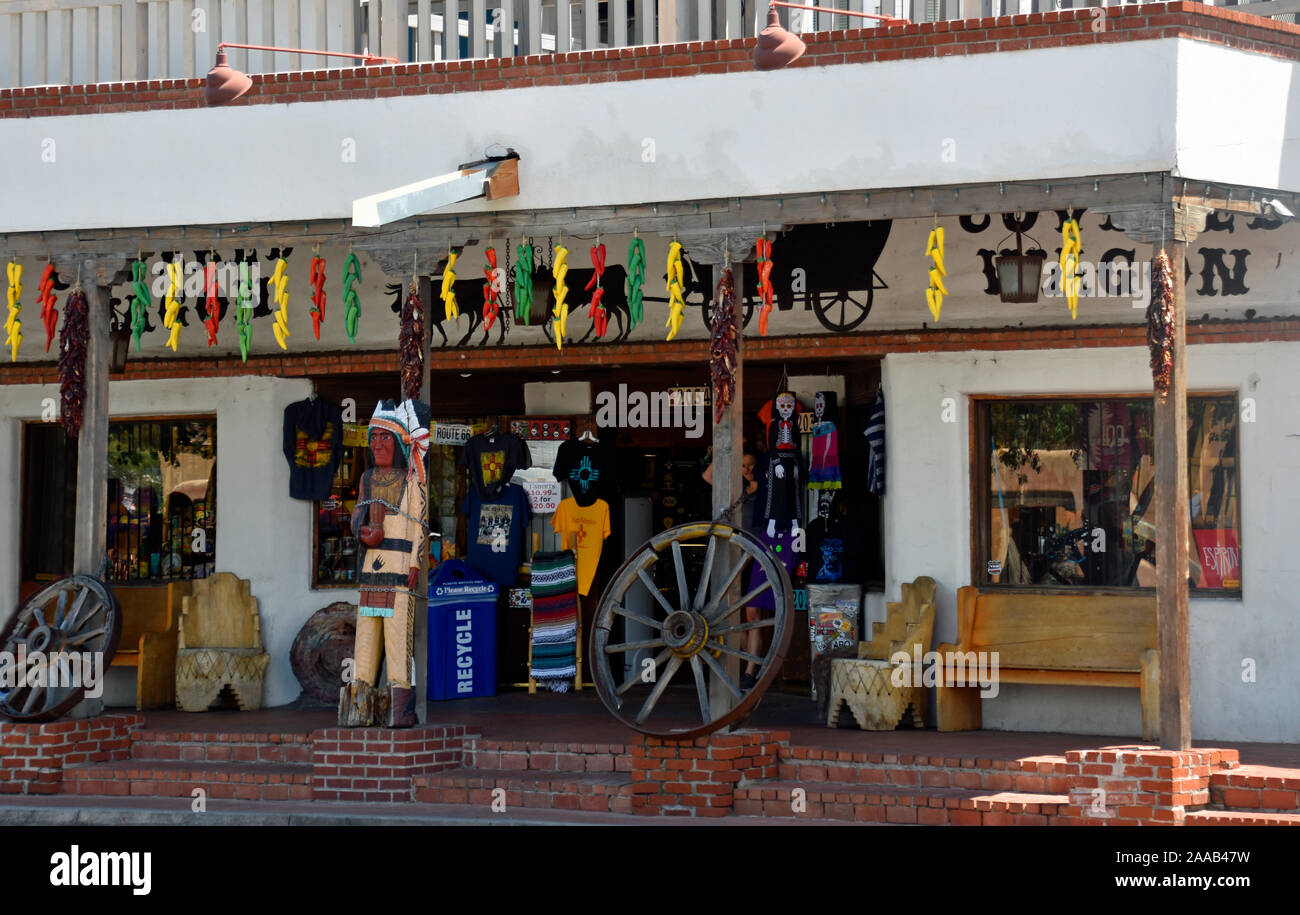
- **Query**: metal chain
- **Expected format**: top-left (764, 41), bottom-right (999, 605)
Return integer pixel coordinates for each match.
top-left (354, 496), bottom-right (432, 536)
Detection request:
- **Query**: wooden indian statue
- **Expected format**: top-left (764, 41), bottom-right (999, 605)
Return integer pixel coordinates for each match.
top-left (338, 398), bottom-right (431, 728)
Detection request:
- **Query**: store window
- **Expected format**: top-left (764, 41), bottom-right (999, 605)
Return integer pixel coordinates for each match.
top-left (21, 418), bottom-right (217, 585)
top-left (976, 395), bottom-right (1239, 592)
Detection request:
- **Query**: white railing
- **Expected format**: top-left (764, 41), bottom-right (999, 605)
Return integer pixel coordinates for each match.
top-left (1, 0), bottom-right (1293, 89)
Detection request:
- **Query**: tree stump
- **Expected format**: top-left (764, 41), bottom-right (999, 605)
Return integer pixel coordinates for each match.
top-left (290, 602), bottom-right (357, 707)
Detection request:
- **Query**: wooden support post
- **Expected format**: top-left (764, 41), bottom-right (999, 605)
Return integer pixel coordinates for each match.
top-left (1153, 236), bottom-right (1191, 750)
top-left (1102, 197), bottom-right (1212, 750)
top-left (709, 250), bottom-right (743, 724)
top-left (59, 253), bottom-right (130, 719)
top-left (415, 273), bottom-right (433, 725)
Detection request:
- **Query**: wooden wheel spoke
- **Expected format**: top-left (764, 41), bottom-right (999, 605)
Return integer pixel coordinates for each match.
top-left (67, 627), bottom-right (108, 646)
top-left (63, 588), bottom-right (91, 630)
top-left (713, 643), bottom-right (766, 666)
top-left (53, 590), bottom-right (69, 628)
top-left (635, 655), bottom-right (683, 725)
top-left (21, 683), bottom-right (44, 714)
top-left (698, 649), bottom-right (743, 700)
top-left (616, 647), bottom-right (672, 696)
top-left (612, 605), bottom-right (663, 630)
top-left (698, 555), bottom-right (751, 618)
top-left (636, 568), bottom-right (678, 618)
top-left (691, 535), bottom-right (718, 612)
top-left (604, 638), bottom-right (666, 654)
top-left (689, 655), bottom-right (710, 724)
top-left (707, 580), bottom-right (772, 624)
top-left (711, 618), bottom-right (778, 636)
top-left (670, 540), bottom-right (690, 613)
top-left (33, 608), bottom-right (48, 630)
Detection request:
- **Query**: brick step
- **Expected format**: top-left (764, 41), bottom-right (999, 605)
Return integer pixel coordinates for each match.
top-left (1210, 764), bottom-right (1300, 811)
top-left (732, 778), bottom-right (1068, 825)
top-left (413, 767), bottom-right (636, 813)
top-left (463, 738), bottom-right (633, 774)
top-left (777, 749), bottom-right (1071, 794)
top-left (64, 761), bottom-right (313, 801)
top-left (130, 729), bottom-right (313, 765)
top-left (1186, 810), bottom-right (1300, 826)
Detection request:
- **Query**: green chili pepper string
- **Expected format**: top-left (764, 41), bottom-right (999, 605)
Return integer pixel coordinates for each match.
top-left (236, 260), bottom-right (252, 362)
top-left (514, 242), bottom-right (533, 323)
top-left (342, 252), bottom-right (362, 343)
top-left (130, 260), bottom-right (150, 352)
top-left (626, 237), bottom-right (646, 330)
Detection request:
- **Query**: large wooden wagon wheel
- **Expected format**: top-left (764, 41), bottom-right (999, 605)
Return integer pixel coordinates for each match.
top-left (592, 522), bottom-right (793, 739)
top-left (0, 576), bottom-right (122, 722)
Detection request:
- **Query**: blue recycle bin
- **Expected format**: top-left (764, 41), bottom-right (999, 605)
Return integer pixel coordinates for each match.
top-left (427, 559), bottom-right (498, 700)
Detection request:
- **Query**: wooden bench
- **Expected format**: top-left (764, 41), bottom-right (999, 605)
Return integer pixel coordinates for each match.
top-left (108, 582), bottom-right (192, 710)
top-left (935, 587), bottom-right (1159, 740)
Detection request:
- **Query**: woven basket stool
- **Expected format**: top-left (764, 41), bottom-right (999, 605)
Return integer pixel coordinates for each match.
top-left (826, 658), bottom-right (925, 730)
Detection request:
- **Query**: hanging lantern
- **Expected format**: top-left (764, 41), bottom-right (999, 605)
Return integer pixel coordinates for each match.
top-left (995, 217), bottom-right (1045, 304)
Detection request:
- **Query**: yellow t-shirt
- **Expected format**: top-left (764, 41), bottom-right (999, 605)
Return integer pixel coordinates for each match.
top-left (552, 497), bottom-right (611, 597)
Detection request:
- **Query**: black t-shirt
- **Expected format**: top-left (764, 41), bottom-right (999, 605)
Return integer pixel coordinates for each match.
top-left (460, 431), bottom-right (531, 500)
top-left (807, 515), bottom-right (854, 583)
top-left (552, 439), bottom-right (617, 508)
top-left (282, 397), bottom-right (345, 501)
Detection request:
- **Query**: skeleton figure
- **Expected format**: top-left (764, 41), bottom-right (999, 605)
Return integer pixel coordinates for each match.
top-left (772, 391), bottom-right (798, 451)
top-left (762, 390), bottom-right (804, 537)
top-left (809, 390), bottom-right (842, 490)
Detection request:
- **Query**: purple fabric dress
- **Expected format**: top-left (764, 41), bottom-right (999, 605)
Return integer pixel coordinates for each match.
top-left (745, 527), bottom-right (801, 613)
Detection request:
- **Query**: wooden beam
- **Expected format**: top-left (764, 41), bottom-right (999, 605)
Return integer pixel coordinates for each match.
top-left (1153, 236), bottom-right (1191, 751)
top-left (3, 172), bottom-right (1201, 257)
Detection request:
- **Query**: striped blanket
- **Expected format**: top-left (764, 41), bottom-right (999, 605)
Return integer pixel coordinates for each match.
top-left (530, 550), bottom-right (579, 693)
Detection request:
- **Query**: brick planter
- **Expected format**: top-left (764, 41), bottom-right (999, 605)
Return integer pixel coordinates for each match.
top-left (1057, 746), bottom-right (1239, 826)
top-left (629, 730), bottom-right (785, 817)
top-left (0, 714), bottom-right (141, 794)
top-left (310, 724), bottom-right (468, 801)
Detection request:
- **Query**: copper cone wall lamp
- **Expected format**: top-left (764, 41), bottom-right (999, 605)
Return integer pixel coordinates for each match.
top-left (755, 2), bottom-right (909, 70)
top-left (204, 43), bottom-right (400, 106)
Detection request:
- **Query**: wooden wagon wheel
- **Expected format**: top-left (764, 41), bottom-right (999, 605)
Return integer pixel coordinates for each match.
top-left (0, 576), bottom-right (122, 722)
top-left (591, 521), bottom-right (793, 739)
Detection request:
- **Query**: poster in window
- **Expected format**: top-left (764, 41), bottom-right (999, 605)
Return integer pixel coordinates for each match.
top-left (1192, 529), bottom-right (1240, 589)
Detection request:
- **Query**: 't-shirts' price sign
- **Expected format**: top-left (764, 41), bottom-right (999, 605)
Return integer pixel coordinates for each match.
top-left (523, 481), bottom-right (562, 514)
top-left (432, 423), bottom-right (473, 446)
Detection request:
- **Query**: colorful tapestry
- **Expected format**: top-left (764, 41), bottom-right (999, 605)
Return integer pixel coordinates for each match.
top-left (529, 550), bottom-right (579, 693)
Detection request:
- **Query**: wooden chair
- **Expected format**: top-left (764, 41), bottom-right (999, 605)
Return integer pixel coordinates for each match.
top-left (175, 573), bottom-right (270, 712)
top-left (108, 582), bottom-right (192, 710)
top-left (935, 587), bottom-right (1159, 739)
top-left (826, 576), bottom-right (937, 730)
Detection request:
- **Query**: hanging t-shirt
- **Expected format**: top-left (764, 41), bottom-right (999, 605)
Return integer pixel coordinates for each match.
top-left (552, 439), bottom-right (617, 508)
top-left (282, 397), bottom-right (345, 501)
top-left (461, 483), bottom-right (532, 588)
top-left (551, 497), bottom-right (611, 597)
top-left (461, 431), bottom-right (531, 500)
top-left (806, 516), bottom-right (851, 583)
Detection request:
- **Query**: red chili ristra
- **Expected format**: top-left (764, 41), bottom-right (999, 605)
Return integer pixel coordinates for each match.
top-left (709, 268), bottom-right (738, 425)
top-left (58, 289), bottom-right (88, 437)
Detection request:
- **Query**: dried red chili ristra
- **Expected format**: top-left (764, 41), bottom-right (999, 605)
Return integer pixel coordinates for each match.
top-left (709, 268), bottom-right (738, 425)
top-left (399, 280), bottom-right (425, 401)
top-left (58, 289), bottom-right (89, 437)
top-left (1147, 251), bottom-right (1175, 403)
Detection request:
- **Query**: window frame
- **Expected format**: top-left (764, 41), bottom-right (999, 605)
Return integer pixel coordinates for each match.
top-left (19, 412), bottom-right (218, 588)
top-left (968, 391), bottom-right (1242, 598)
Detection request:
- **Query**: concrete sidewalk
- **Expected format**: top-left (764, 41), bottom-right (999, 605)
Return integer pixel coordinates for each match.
top-left (0, 794), bottom-right (863, 826)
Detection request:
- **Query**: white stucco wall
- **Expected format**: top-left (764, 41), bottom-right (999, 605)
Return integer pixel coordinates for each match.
top-left (0, 39), bottom-right (1190, 232)
top-left (882, 341), bottom-right (1300, 744)
top-left (0, 375), bottom-right (349, 708)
